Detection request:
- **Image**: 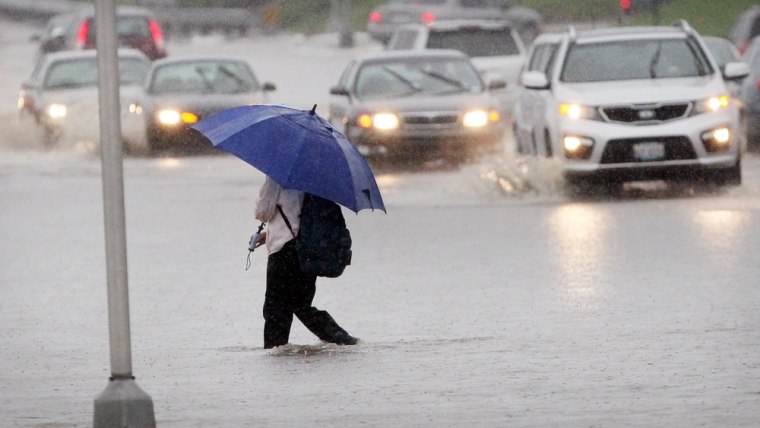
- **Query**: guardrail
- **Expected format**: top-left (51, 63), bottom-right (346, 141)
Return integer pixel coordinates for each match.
top-left (0, 0), bottom-right (262, 36)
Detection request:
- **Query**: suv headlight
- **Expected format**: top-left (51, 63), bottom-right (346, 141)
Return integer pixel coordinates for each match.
top-left (558, 103), bottom-right (600, 121)
top-left (693, 95), bottom-right (730, 115)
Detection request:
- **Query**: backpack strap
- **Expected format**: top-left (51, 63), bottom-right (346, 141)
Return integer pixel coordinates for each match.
top-left (276, 204), bottom-right (297, 239)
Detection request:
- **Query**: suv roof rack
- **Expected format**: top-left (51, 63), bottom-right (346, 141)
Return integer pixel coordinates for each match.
top-left (672, 19), bottom-right (695, 35)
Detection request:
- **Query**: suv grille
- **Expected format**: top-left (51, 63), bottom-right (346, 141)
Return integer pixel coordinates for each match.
top-left (601, 103), bottom-right (690, 124)
top-left (600, 136), bottom-right (696, 164)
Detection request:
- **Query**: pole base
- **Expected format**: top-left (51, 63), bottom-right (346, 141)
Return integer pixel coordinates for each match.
top-left (94, 378), bottom-right (156, 428)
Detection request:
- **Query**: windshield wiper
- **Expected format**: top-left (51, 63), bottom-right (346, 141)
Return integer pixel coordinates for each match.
top-left (649, 42), bottom-right (662, 79)
top-left (382, 67), bottom-right (422, 93)
top-left (218, 65), bottom-right (248, 92)
top-left (420, 69), bottom-right (471, 91)
top-left (195, 66), bottom-right (215, 92)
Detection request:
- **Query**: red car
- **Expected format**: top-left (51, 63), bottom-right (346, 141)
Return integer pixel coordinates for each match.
top-left (34, 6), bottom-right (167, 61)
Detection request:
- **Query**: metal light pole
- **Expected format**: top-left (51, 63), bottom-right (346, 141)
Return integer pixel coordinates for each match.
top-left (91, 0), bottom-right (155, 426)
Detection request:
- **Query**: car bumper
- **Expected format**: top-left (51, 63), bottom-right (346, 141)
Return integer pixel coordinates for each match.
top-left (348, 125), bottom-right (504, 150)
top-left (556, 113), bottom-right (740, 180)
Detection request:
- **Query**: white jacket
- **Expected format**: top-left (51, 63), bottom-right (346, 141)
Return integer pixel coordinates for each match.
top-left (254, 176), bottom-right (304, 255)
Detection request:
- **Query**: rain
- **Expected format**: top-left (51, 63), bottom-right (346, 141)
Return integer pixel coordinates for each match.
top-left (1, 1), bottom-right (760, 427)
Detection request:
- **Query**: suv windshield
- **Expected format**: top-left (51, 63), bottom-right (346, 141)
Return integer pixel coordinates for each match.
top-left (561, 37), bottom-right (712, 83)
top-left (427, 28), bottom-right (521, 57)
top-left (355, 57), bottom-right (483, 100)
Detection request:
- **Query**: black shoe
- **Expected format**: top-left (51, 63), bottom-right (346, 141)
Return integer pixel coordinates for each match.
top-left (334, 334), bottom-right (359, 346)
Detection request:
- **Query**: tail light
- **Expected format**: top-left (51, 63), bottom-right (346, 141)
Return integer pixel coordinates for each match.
top-left (738, 41), bottom-right (749, 55)
top-left (421, 12), bottom-right (436, 25)
top-left (369, 11), bottom-right (382, 23)
top-left (149, 18), bottom-right (165, 50)
top-left (756, 77), bottom-right (760, 91)
top-left (75, 20), bottom-right (89, 49)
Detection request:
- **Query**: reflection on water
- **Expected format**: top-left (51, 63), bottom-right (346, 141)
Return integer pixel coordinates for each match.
top-left (548, 204), bottom-right (611, 311)
top-left (693, 210), bottom-right (749, 262)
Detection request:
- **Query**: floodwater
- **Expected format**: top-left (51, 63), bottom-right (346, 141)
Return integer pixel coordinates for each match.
top-left (1, 15), bottom-right (760, 428)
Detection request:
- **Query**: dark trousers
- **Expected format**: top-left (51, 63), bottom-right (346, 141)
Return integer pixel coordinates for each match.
top-left (263, 240), bottom-right (352, 348)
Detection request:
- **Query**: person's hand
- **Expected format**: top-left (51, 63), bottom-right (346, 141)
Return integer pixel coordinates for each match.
top-left (256, 231), bottom-right (267, 247)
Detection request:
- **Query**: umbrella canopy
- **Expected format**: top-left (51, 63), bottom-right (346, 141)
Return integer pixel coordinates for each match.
top-left (191, 104), bottom-right (385, 213)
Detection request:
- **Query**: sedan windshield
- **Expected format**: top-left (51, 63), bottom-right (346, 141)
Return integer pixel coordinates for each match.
top-left (149, 61), bottom-right (257, 94)
top-left (355, 57), bottom-right (483, 100)
top-left (43, 57), bottom-right (149, 89)
top-left (561, 37), bottom-right (712, 83)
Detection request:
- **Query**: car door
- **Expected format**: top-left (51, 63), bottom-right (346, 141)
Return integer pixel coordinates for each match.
top-left (515, 41), bottom-right (559, 156)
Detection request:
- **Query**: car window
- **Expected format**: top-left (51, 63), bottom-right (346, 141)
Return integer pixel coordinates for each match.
top-left (528, 43), bottom-right (558, 74)
top-left (44, 57), bottom-right (149, 88)
top-left (391, 29), bottom-right (419, 50)
top-left (561, 38), bottom-right (712, 83)
top-left (149, 61), bottom-right (257, 94)
top-left (338, 60), bottom-right (357, 88)
top-left (355, 57), bottom-right (483, 100)
top-left (427, 28), bottom-right (520, 56)
top-left (85, 16), bottom-right (150, 43)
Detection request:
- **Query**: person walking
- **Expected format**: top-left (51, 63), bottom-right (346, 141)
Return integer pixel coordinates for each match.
top-left (254, 176), bottom-right (359, 349)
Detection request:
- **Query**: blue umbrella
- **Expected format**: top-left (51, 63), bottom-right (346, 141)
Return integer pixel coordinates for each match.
top-left (191, 104), bottom-right (385, 213)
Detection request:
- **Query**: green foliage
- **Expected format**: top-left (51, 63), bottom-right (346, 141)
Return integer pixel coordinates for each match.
top-left (620, 0), bottom-right (758, 37)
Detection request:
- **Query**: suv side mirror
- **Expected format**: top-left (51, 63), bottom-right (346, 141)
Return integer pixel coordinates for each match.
top-left (723, 62), bottom-right (749, 81)
top-left (330, 86), bottom-right (350, 96)
top-left (262, 82), bottom-right (276, 92)
top-left (521, 71), bottom-right (550, 90)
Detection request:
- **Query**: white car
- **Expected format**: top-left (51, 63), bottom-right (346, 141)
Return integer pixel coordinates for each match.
top-left (18, 49), bottom-right (151, 152)
top-left (513, 22), bottom-right (749, 190)
top-left (387, 20), bottom-right (526, 114)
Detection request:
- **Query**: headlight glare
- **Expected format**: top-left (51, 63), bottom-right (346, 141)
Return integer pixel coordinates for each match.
top-left (694, 95), bottom-right (730, 114)
top-left (158, 109), bottom-right (181, 125)
top-left (559, 103), bottom-right (598, 120)
top-left (463, 110), bottom-right (488, 128)
top-left (373, 113), bottom-right (399, 130)
top-left (47, 103), bottom-right (67, 119)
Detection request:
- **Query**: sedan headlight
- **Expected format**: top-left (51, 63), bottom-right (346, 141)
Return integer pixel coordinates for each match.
top-left (357, 113), bottom-right (399, 131)
top-left (693, 95), bottom-right (730, 115)
top-left (463, 110), bottom-right (488, 128)
top-left (559, 103), bottom-right (600, 121)
top-left (157, 109), bottom-right (198, 126)
top-left (46, 103), bottom-right (67, 119)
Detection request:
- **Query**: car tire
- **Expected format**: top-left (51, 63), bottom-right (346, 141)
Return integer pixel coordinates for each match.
top-left (709, 159), bottom-right (742, 186)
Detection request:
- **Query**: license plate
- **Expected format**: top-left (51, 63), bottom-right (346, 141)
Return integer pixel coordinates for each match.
top-left (632, 142), bottom-right (665, 161)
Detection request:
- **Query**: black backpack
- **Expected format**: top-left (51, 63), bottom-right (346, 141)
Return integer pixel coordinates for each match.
top-left (278, 193), bottom-right (352, 278)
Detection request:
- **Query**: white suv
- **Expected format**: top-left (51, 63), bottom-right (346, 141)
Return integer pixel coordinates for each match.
top-left (387, 20), bottom-right (526, 113)
top-left (513, 22), bottom-right (749, 189)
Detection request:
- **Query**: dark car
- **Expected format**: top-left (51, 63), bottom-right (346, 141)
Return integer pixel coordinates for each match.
top-left (140, 56), bottom-right (276, 153)
top-left (730, 5), bottom-right (760, 55)
top-left (34, 6), bottom-right (168, 61)
top-left (367, 0), bottom-right (542, 46)
top-left (328, 49), bottom-right (506, 161)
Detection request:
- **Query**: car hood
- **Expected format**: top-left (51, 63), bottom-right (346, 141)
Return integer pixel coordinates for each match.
top-left (472, 56), bottom-right (526, 84)
top-left (147, 92), bottom-right (266, 117)
top-left (356, 90), bottom-right (496, 112)
top-left (554, 76), bottom-right (725, 105)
